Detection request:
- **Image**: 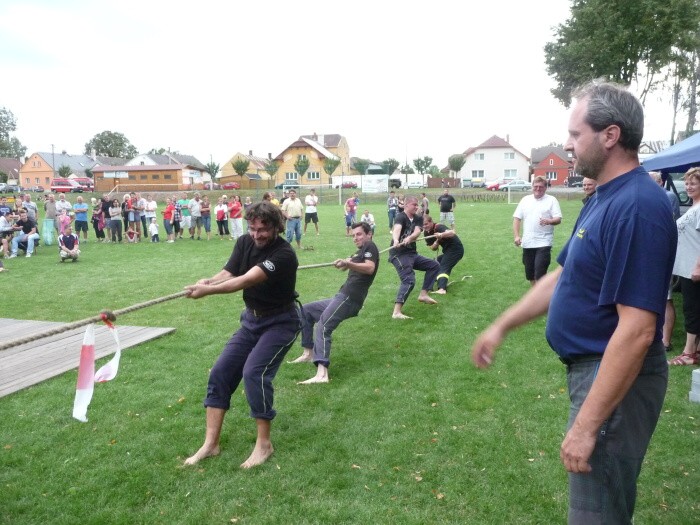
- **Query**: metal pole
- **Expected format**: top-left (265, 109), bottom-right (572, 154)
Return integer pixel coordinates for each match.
top-left (51, 144), bottom-right (56, 180)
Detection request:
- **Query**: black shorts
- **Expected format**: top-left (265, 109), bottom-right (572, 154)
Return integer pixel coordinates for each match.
top-left (522, 246), bottom-right (551, 281)
top-left (305, 212), bottom-right (318, 224)
top-left (74, 220), bottom-right (88, 233)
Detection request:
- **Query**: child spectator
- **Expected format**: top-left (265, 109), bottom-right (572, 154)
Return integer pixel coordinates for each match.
top-left (149, 218), bottom-right (160, 242)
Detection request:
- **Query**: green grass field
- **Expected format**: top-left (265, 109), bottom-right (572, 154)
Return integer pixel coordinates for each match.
top-left (1, 195), bottom-right (698, 524)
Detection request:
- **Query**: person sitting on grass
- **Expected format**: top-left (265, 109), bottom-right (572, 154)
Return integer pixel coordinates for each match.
top-left (58, 225), bottom-right (80, 262)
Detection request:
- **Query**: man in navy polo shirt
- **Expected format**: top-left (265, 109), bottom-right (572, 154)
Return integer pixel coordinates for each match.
top-left (183, 201), bottom-right (300, 469)
top-left (472, 81), bottom-right (676, 524)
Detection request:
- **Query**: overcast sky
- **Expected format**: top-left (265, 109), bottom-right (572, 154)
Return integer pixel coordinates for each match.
top-left (0, 0), bottom-right (681, 169)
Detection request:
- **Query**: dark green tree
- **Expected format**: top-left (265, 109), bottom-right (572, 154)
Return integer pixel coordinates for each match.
top-left (544, 0), bottom-right (700, 107)
top-left (323, 157), bottom-right (341, 181)
top-left (204, 161), bottom-right (220, 178)
top-left (58, 165), bottom-right (72, 177)
top-left (264, 160), bottom-right (280, 179)
top-left (232, 158), bottom-right (250, 179)
top-left (0, 107), bottom-right (27, 158)
top-left (448, 154), bottom-right (466, 175)
top-left (382, 158), bottom-right (400, 175)
top-left (400, 164), bottom-right (415, 174)
top-left (413, 156), bottom-right (433, 185)
top-left (353, 158), bottom-right (370, 175)
top-left (294, 156), bottom-right (310, 180)
top-left (84, 131), bottom-right (138, 158)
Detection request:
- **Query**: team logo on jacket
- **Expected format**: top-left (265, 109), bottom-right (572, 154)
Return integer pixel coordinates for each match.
top-left (364, 251), bottom-right (372, 258)
top-left (263, 260), bottom-right (275, 271)
top-left (576, 228), bottom-right (586, 239)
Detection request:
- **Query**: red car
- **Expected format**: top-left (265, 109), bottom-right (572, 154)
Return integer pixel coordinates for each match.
top-left (340, 181), bottom-right (357, 188)
top-left (222, 181), bottom-right (241, 190)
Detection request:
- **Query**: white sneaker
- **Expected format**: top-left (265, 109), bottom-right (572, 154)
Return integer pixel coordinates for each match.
top-left (25, 253), bottom-right (32, 258)
top-left (8, 253), bottom-right (17, 258)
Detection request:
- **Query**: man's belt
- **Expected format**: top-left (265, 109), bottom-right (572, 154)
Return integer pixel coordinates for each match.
top-left (559, 354), bottom-right (603, 366)
top-left (288, 216), bottom-right (301, 219)
top-left (247, 302), bottom-right (296, 318)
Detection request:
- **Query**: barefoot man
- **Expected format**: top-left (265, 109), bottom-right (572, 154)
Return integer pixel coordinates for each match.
top-left (389, 195), bottom-right (439, 318)
top-left (289, 221), bottom-right (379, 383)
top-left (422, 214), bottom-right (464, 294)
top-left (184, 201), bottom-right (301, 469)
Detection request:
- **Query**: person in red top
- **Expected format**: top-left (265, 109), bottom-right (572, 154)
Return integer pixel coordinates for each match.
top-left (162, 197), bottom-right (176, 243)
top-left (228, 195), bottom-right (244, 240)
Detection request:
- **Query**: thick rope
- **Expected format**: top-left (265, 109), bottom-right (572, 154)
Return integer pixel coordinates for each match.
top-left (1, 234), bottom-right (442, 350)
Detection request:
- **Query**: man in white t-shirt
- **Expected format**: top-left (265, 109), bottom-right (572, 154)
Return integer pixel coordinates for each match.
top-left (304, 188), bottom-right (319, 235)
top-left (512, 176), bottom-right (562, 286)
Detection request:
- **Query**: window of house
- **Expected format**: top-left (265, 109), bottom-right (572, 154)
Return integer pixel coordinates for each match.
top-left (471, 170), bottom-right (484, 177)
top-left (306, 171), bottom-right (320, 180)
top-left (152, 174), bottom-right (160, 180)
top-left (140, 174), bottom-right (148, 180)
top-left (546, 171), bottom-right (557, 181)
top-left (474, 153), bottom-right (485, 160)
top-left (140, 161), bottom-right (145, 165)
top-left (286, 172), bottom-right (298, 181)
top-left (164, 174), bottom-right (172, 180)
top-left (299, 154), bottom-right (307, 161)
top-left (549, 159), bottom-right (554, 165)
top-left (35, 178), bottom-right (39, 184)
top-left (504, 152), bottom-right (515, 160)
top-left (128, 175), bottom-right (136, 180)
top-left (504, 169), bottom-right (518, 178)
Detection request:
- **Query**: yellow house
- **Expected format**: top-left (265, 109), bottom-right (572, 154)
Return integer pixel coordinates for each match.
top-left (272, 133), bottom-right (351, 187)
top-left (220, 151), bottom-right (272, 190)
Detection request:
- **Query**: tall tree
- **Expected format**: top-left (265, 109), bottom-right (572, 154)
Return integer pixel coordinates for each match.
top-left (232, 158), bottom-right (250, 179)
top-left (382, 158), bottom-right (400, 175)
top-left (353, 158), bottom-right (370, 175)
top-left (323, 157), bottom-right (341, 182)
top-left (0, 107), bottom-right (27, 158)
top-left (544, 0), bottom-right (700, 107)
top-left (447, 154), bottom-right (466, 177)
top-left (294, 156), bottom-right (310, 181)
top-left (413, 156), bottom-right (433, 185)
top-left (264, 160), bottom-right (280, 179)
top-left (400, 164), bottom-right (415, 174)
top-left (84, 131), bottom-right (138, 158)
top-left (204, 161), bottom-right (220, 178)
top-left (58, 165), bottom-right (72, 177)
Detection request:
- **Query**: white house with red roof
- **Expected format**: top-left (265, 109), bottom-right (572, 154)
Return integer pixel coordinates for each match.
top-left (452, 135), bottom-right (530, 186)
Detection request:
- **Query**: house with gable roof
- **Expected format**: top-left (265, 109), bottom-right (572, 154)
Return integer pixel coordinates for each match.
top-left (0, 157), bottom-right (21, 185)
top-left (19, 152), bottom-right (125, 188)
top-left (272, 133), bottom-right (351, 187)
top-left (530, 145), bottom-right (573, 187)
top-left (449, 135), bottom-right (530, 186)
top-left (220, 151), bottom-right (273, 190)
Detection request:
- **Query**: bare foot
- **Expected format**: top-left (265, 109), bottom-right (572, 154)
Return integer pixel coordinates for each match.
top-left (288, 350), bottom-right (313, 364)
top-left (184, 443), bottom-right (220, 465)
top-left (418, 295), bottom-right (438, 305)
top-left (392, 312), bottom-right (413, 319)
top-left (298, 375), bottom-right (329, 384)
top-left (240, 442), bottom-right (274, 469)
top-left (430, 289), bottom-right (447, 295)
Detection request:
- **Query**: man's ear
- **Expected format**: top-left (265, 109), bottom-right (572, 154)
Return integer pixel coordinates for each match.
top-left (602, 124), bottom-right (621, 150)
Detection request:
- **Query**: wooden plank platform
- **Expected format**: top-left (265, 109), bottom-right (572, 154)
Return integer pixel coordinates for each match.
top-left (0, 318), bottom-right (175, 398)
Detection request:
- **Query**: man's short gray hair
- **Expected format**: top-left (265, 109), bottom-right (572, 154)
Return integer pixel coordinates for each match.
top-left (572, 80), bottom-right (644, 153)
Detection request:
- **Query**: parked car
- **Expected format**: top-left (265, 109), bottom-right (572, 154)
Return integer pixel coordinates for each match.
top-left (50, 178), bottom-right (83, 193)
top-left (0, 183), bottom-right (22, 193)
top-left (389, 178), bottom-right (402, 189)
top-left (30, 185), bottom-right (45, 193)
top-left (274, 182), bottom-right (299, 190)
top-left (341, 181), bottom-right (358, 188)
top-left (221, 181), bottom-right (241, 190)
top-left (406, 181), bottom-right (423, 189)
top-left (500, 179), bottom-right (532, 192)
top-left (205, 182), bottom-right (221, 190)
top-left (487, 180), bottom-right (504, 191)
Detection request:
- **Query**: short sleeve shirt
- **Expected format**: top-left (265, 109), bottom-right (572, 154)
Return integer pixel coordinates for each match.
top-left (73, 203), bottom-right (88, 222)
top-left (340, 240), bottom-right (380, 304)
top-left (223, 235), bottom-right (298, 311)
top-left (512, 194), bottom-right (562, 248)
top-left (437, 194), bottom-right (455, 213)
top-left (391, 212), bottom-right (423, 255)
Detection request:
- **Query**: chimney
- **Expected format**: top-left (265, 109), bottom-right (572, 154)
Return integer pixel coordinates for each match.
top-left (249, 150), bottom-right (253, 156)
top-left (312, 132), bottom-right (318, 141)
top-left (268, 153), bottom-right (272, 160)
top-left (506, 134), bottom-right (510, 143)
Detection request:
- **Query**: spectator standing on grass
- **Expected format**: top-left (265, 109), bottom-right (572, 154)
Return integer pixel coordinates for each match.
top-left (304, 188), bottom-right (319, 235)
top-left (243, 196), bottom-right (252, 232)
top-left (149, 218), bottom-right (160, 243)
top-left (189, 192), bottom-right (203, 240)
top-left (512, 176), bottom-right (562, 286)
top-left (436, 188), bottom-right (456, 229)
top-left (109, 199), bottom-right (123, 243)
top-left (422, 214), bottom-right (464, 295)
top-left (183, 201), bottom-right (301, 469)
top-left (229, 195), bottom-right (244, 241)
top-left (281, 189), bottom-right (303, 248)
top-left (73, 195), bottom-right (89, 242)
top-left (58, 225), bottom-right (80, 262)
top-left (344, 192), bottom-right (358, 236)
top-left (387, 190), bottom-right (399, 231)
top-left (215, 197), bottom-right (229, 239)
top-left (22, 193), bottom-right (38, 222)
top-left (289, 221), bottom-right (379, 383)
top-left (668, 167), bottom-right (700, 366)
top-left (472, 81), bottom-right (676, 524)
top-left (135, 193), bottom-right (147, 236)
top-left (389, 195), bottom-right (439, 319)
top-left (201, 194), bottom-right (211, 240)
top-left (55, 193), bottom-right (71, 217)
top-left (177, 193), bottom-right (191, 239)
top-left (172, 195), bottom-right (183, 240)
top-left (57, 208), bottom-right (72, 236)
top-left (144, 194), bottom-right (157, 228)
top-left (121, 193), bottom-right (131, 234)
top-left (162, 197), bottom-right (176, 243)
top-left (359, 209), bottom-right (375, 233)
top-left (91, 198), bottom-right (105, 241)
top-left (420, 192), bottom-right (430, 216)
top-left (101, 195), bottom-right (112, 242)
top-left (43, 193), bottom-right (57, 245)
